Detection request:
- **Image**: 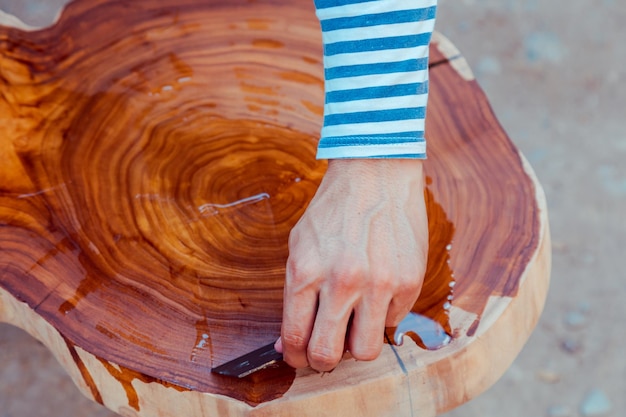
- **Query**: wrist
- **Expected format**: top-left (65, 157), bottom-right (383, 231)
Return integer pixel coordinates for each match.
top-left (327, 158), bottom-right (424, 180)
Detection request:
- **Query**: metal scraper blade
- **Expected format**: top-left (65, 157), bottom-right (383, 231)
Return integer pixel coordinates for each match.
top-left (211, 342), bottom-right (284, 378)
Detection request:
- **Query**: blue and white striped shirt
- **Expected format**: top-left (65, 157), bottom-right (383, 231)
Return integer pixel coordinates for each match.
top-left (314, 0), bottom-right (437, 159)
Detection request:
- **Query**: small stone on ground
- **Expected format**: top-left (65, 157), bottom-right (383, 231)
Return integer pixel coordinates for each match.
top-left (547, 404), bottom-right (572, 417)
top-left (580, 388), bottom-right (612, 417)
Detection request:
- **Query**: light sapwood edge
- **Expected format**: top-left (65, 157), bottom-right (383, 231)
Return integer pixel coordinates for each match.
top-left (431, 31), bottom-right (475, 81)
top-left (0, 6), bottom-right (64, 31)
top-left (0, 9), bottom-right (35, 30)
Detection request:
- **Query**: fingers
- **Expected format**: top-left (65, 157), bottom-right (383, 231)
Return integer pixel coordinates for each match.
top-left (385, 284), bottom-right (423, 327)
top-left (347, 275), bottom-right (421, 361)
top-left (347, 296), bottom-right (390, 361)
top-left (280, 288), bottom-right (316, 369)
top-left (305, 288), bottom-right (354, 372)
top-left (280, 269), bottom-right (423, 371)
top-left (281, 273), bottom-right (355, 372)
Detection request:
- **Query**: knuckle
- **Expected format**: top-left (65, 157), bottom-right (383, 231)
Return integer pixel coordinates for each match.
top-left (308, 348), bottom-right (341, 371)
top-left (286, 258), bottom-right (317, 285)
top-left (331, 276), bottom-right (360, 295)
top-left (402, 257), bottom-right (426, 281)
top-left (287, 222), bottom-right (305, 246)
top-left (281, 331), bottom-right (308, 351)
top-left (370, 272), bottom-right (394, 293)
top-left (402, 279), bottom-right (422, 297)
top-left (309, 351), bottom-right (340, 371)
top-left (392, 264), bottom-right (424, 295)
top-left (330, 264), bottom-right (365, 292)
top-left (351, 343), bottom-right (383, 361)
top-left (287, 228), bottom-right (298, 245)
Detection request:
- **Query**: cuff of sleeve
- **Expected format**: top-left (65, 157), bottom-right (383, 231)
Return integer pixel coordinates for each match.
top-left (316, 140), bottom-right (427, 159)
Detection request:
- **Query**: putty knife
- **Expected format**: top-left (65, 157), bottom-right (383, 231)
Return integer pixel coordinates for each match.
top-left (211, 342), bottom-right (283, 378)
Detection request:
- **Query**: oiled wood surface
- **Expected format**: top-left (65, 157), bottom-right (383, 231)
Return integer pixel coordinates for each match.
top-left (0, 0), bottom-right (549, 415)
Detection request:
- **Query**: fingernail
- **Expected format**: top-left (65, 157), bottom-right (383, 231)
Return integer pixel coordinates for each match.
top-left (274, 337), bottom-right (283, 353)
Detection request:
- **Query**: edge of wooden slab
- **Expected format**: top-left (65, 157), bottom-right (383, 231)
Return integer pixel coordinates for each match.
top-left (432, 31), bottom-right (476, 81)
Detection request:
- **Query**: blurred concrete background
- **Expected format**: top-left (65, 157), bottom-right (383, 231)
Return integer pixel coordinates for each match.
top-left (1, 0), bottom-right (624, 416)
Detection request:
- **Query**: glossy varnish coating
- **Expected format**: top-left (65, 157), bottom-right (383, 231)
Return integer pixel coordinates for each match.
top-left (0, 0), bottom-right (544, 412)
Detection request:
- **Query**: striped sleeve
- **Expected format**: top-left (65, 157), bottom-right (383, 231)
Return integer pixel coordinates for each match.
top-left (313, 0), bottom-right (437, 159)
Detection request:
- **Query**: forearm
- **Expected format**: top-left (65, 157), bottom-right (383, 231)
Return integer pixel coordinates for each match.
top-left (314, 0), bottom-right (437, 159)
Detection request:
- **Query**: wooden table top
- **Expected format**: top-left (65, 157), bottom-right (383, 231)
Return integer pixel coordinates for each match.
top-left (0, 1), bottom-right (550, 416)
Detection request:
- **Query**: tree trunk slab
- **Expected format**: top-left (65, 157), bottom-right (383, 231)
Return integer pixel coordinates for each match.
top-left (0, 1), bottom-right (551, 416)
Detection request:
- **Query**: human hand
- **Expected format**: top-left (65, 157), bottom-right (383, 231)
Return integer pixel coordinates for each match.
top-left (275, 159), bottom-right (429, 372)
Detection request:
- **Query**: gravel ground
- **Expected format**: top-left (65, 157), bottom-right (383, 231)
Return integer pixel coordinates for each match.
top-left (1, 1), bottom-right (625, 416)
top-left (438, 1), bottom-right (625, 416)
